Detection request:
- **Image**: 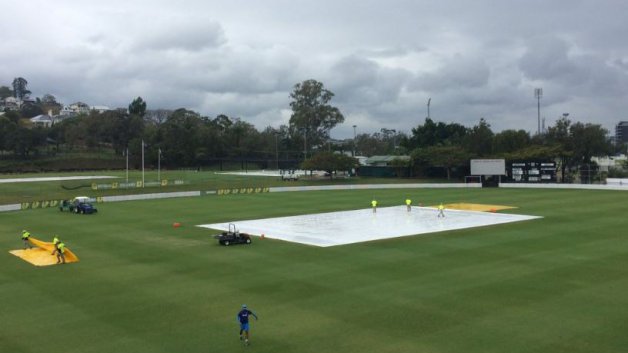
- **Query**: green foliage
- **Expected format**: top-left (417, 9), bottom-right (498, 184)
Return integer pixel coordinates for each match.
top-left (289, 79), bottom-right (345, 151)
top-left (406, 118), bottom-right (467, 149)
top-left (412, 145), bottom-right (471, 179)
top-left (11, 77), bottom-right (30, 100)
top-left (502, 145), bottom-right (561, 160)
top-left (301, 152), bottom-right (356, 178)
top-left (0, 77), bottom-right (619, 179)
top-left (0, 85), bottom-right (13, 99)
top-left (40, 94), bottom-right (62, 115)
top-left (128, 96), bottom-right (147, 117)
top-left (493, 129), bottom-right (531, 154)
top-left (463, 118), bottom-right (494, 157)
top-left (19, 102), bottom-right (44, 118)
top-left (569, 122), bottom-right (612, 163)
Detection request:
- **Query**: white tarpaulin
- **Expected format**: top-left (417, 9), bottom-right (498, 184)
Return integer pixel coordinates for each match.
top-left (198, 206), bottom-right (541, 247)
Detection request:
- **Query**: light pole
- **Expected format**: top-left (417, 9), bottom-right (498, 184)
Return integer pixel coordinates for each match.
top-left (158, 148), bottom-right (161, 182)
top-left (125, 147), bottom-right (129, 183)
top-left (275, 132), bottom-right (279, 170)
top-left (534, 88), bottom-right (543, 135)
top-left (427, 98), bottom-right (431, 119)
top-left (303, 128), bottom-right (307, 160)
top-left (391, 129), bottom-right (397, 151)
top-left (141, 139), bottom-right (145, 188)
top-left (352, 125), bottom-right (357, 157)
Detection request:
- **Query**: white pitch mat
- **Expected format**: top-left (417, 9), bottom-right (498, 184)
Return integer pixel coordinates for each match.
top-left (198, 206), bottom-right (542, 247)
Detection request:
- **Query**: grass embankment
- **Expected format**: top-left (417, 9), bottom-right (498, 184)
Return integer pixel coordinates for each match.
top-left (1, 187), bottom-right (627, 352)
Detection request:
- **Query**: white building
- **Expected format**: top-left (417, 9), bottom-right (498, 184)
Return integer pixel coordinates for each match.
top-left (30, 114), bottom-right (55, 127)
top-left (91, 105), bottom-right (111, 113)
top-left (592, 155), bottom-right (627, 172)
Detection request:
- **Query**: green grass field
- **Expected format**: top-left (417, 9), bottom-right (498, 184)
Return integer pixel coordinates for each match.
top-left (1, 182), bottom-right (628, 352)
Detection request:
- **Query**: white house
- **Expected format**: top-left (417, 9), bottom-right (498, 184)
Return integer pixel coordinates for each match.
top-left (2, 97), bottom-right (20, 110)
top-left (30, 114), bottom-right (55, 127)
top-left (91, 105), bottom-right (111, 113)
top-left (593, 155), bottom-right (627, 172)
top-left (68, 102), bottom-right (90, 114)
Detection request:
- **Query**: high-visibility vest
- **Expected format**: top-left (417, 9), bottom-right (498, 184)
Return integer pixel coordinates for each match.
top-left (371, 200), bottom-right (377, 207)
top-left (57, 243), bottom-right (66, 253)
top-left (22, 231), bottom-right (30, 239)
top-left (406, 199), bottom-right (411, 205)
top-left (53, 236), bottom-right (60, 245)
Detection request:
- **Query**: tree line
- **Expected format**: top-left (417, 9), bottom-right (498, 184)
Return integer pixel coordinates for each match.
top-left (1, 77), bottom-right (621, 181)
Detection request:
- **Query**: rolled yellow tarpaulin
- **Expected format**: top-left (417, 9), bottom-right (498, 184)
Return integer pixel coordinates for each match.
top-left (434, 203), bottom-right (517, 212)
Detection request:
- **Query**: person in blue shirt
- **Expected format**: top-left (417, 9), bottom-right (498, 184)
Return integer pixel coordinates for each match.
top-left (237, 304), bottom-right (258, 345)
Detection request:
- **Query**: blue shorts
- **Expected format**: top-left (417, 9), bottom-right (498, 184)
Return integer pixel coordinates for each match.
top-left (240, 322), bottom-right (250, 331)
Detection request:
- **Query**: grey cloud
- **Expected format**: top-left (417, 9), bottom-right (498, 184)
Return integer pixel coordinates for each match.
top-left (327, 55), bottom-right (410, 108)
top-left (411, 56), bottom-right (491, 91)
top-left (134, 22), bottom-right (226, 52)
top-left (519, 37), bottom-right (579, 83)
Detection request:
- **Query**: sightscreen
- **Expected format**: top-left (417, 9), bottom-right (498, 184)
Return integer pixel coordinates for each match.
top-left (470, 159), bottom-right (506, 175)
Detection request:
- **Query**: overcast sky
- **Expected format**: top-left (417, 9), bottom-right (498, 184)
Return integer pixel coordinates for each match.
top-left (2, 0), bottom-right (627, 138)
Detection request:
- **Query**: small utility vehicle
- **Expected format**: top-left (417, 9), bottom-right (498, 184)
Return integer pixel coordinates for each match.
top-left (216, 224), bottom-right (252, 246)
top-left (60, 196), bottom-right (98, 214)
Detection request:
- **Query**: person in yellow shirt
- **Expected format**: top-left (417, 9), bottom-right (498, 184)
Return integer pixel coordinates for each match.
top-left (371, 199), bottom-right (378, 213)
top-left (405, 198), bottom-right (412, 212)
top-left (21, 230), bottom-right (33, 249)
top-left (51, 235), bottom-right (60, 255)
top-left (54, 242), bottom-right (66, 264)
top-left (437, 203), bottom-right (445, 218)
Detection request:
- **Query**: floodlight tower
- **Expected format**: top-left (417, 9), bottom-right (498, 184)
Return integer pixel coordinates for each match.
top-left (352, 125), bottom-right (357, 157)
top-left (427, 98), bottom-right (431, 120)
top-left (534, 88), bottom-right (543, 135)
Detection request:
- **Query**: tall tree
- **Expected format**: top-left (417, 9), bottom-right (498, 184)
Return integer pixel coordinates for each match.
top-left (412, 145), bottom-right (471, 180)
top-left (569, 122), bottom-right (612, 164)
top-left (463, 118), bottom-right (494, 157)
top-left (0, 116), bottom-right (17, 153)
top-left (12, 77), bottom-right (30, 100)
top-left (493, 129), bottom-right (531, 154)
top-left (301, 152), bottom-right (356, 179)
top-left (289, 79), bottom-right (344, 155)
top-left (545, 117), bottom-right (574, 182)
top-left (0, 86), bottom-right (13, 99)
top-left (40, 94), bottom-right (62, 115)
top-left (20, 102), bottom-right (44, 118)
top-left (406, 118), bottom-right (467, 149)
top-left (159, 109), bottom-right (203, 166)
top-left (128, 97), bottom-right (147, 117)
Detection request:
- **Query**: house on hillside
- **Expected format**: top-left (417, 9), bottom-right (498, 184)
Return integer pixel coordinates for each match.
top-left (30, 114), bottom-right (55, 127)
top-left (2, 97), bottom-right (20, 111)
top-left (69, 102), bottom-right (90, 114)
top-left (91, 105), bottom-right (111, 113)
